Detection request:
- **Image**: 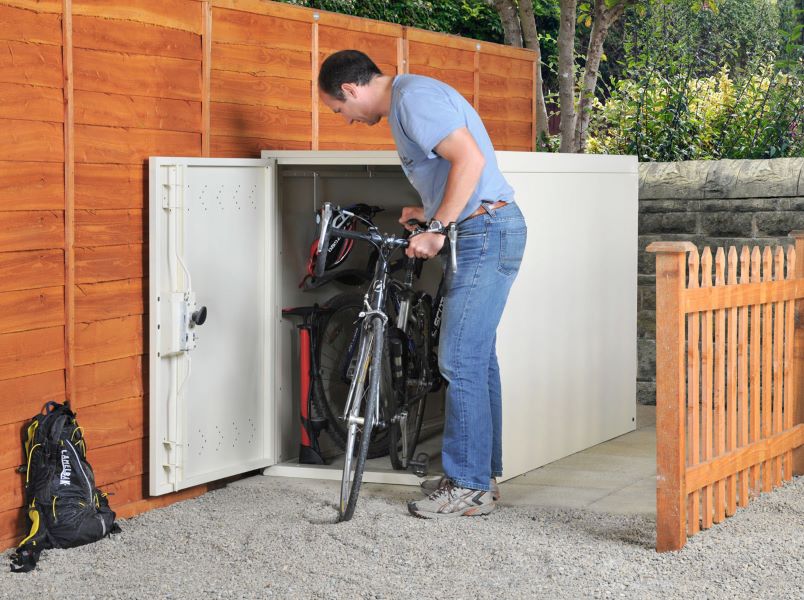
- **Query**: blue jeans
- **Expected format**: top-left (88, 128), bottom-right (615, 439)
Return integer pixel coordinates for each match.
top-left (438, 202), bottom-right (527, 491)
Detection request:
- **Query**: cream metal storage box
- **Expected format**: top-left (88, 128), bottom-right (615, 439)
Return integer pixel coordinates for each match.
top-left (148, 151), bottom-right (638, 496)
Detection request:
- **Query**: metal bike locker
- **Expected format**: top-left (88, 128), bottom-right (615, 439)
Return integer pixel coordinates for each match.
top-left (148, 151), bottom-right (638, 496)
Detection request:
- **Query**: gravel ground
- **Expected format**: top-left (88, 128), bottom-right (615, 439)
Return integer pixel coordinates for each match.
top-left (2, 475), bottom-right (802, 599)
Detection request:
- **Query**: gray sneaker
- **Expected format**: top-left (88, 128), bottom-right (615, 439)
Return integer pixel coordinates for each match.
top-left (420, 476), bottom-right (500, 502)
top-left (408, 479), bottom-right (496, 519)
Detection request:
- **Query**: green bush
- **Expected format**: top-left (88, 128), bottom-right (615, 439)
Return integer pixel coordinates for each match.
top-left (587, 56), bottom-right (803, 160)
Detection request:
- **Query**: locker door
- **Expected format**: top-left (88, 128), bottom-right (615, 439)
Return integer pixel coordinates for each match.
top-left (148, 158), bottom-right (276, 495)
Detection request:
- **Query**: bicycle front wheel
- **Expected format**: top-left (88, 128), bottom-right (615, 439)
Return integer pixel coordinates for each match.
top-left (315, 293), bottom-right (391, 458)
top-left (339, 315), bottom-right (384, 522)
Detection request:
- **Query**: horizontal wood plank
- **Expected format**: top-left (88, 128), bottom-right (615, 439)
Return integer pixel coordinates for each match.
top-left (210, 135), bottom-right (309, 158)
top-left (478, 95), bottom-right (533, 123)
top-left (0, 5), bottom-right (61, 45)
top-left (1, 1), bottom-right (61, 14)
top-left (75, 314), bottom-right (144, 365)
top-left (479, 53), bottom-right (534, 80)
top-left (478, 73), bottom-right (532, 99)
top-left (0, 161), bottom-right (63, 211)
top-left (211, 43), bottom-right (310, 79)
top-left (75, 124), bottom-right (201, 164)
top-left (75, 90), bottom-right (202, 133)
top-left (0, 211), bottom-right (63, 252)
top-left (318, 141), bottom-right (396, 151)
top-left (0, 286), bottom-right (63, 334)
top-left (0, 82), bottom-right (62, 122)
top-left (72, 0), bottom-right (202, 34)
top-left (77, 395), bottom-right (145, 449)
top-left (484, 118), bottom-right (533, 147)
top-left (0, 421), bottom-right (27, 471)
top-left (0, 506), bottom-right (26, 552)
top-left (102, 473), bottom-right (145, 508)
top-left (0, 468), bottom-right (23, 520)
top-left (212, 7), bottom-right (311, 50)
top-left (75, 209), bottom-right (145, 247)
top-left (318, 27), bottom-right (397, 65)
top-left (75, 164), bottom-right (145, 210)
top-left (211, 102), bottom-right (310, 141)
top-left (406, 28), bottom-right (480, 52)
top-left (684, 278), bottom-right (804, 313)
top-left (74, 355), bottom-right (145, 409)
top-left (0, 326), bottom-right (64, 381)
top-left (211, 71), bottom-right (311, 111)
top-left (0, 518), bottom-right (25, 554)
top-left (315, 9), bottom-right (401, 37)
top-left (74, 48), bottom-right (201, 101)
top-left (408, 41), bottom-right (475, 72)
top-left (91, 437), bottom-right (145, 487)
top-left (407, 65), bottom-right (474, 96)
top-left (211, 0), bottom-right (313, 23)
top-left (318, 113), bottom-right (394, 145)
top-left (73, 14), bottom-right (201, 60)
top-left (75, 278), bottom-right (145, 323)
top-left (686, 424), bottom-right (804, 493)
top-left (0, 370), bottom-right (65, 427)
top-left (75, 244), bottom-right (144, 284)
top-left (0, 119), bottom-right (63, 161)
top-left (477, 42), bottom-right (536, 62)
top-left (0, 39), bottom-right (62, 87)
top-left (0, 248), bottom-right (63, 292)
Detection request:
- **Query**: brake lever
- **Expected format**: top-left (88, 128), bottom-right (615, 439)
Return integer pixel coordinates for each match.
top-left (447, 222), bottom-right (457, 273)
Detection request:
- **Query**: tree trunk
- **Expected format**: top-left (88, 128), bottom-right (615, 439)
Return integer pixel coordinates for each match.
top-left (558, 0), bottom-right (578, 153)
top-left (518, 0), bottom-right (550, 150)
top-left (573, 1), bottom-right (627, 152)
top-left (488, 0), bottom-right (522, 47)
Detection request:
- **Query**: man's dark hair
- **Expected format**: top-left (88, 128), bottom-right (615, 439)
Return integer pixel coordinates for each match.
top-left (318, 50), bottom-right (382, 100)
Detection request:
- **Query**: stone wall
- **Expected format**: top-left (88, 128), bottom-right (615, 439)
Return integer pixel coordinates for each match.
top-left (637, 158), bottom-right (804, 405)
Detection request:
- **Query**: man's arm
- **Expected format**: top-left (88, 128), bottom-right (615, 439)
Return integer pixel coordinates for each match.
top-left (405, 127), bottom-right (485, 259)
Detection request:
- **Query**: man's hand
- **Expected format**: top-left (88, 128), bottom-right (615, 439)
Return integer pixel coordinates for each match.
top-left (399, 206), bottom-right (425, 231)
top-left (406, 231), bottom-right (445, 259)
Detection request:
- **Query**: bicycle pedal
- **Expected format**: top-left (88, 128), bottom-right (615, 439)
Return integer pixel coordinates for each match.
top-left (409, 452), bottom-right (430, 477)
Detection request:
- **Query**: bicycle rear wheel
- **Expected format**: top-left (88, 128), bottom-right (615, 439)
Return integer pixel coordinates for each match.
top-left (388, 294), bottom-right (430, 470)
top-left (339, 315), bottom-right (384, 522)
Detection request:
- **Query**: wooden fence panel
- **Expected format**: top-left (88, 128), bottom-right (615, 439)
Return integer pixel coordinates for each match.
top-left (0, 0), bottom-right (538, 548)
top-left (649, 237), bottom-right (804, 551)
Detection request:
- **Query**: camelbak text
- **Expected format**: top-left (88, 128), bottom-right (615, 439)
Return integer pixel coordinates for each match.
top-left (60, 449), bottom-right (72, 485)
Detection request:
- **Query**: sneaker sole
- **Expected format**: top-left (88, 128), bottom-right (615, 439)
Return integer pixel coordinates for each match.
top-left (407, 501), bottom-right (496, 519)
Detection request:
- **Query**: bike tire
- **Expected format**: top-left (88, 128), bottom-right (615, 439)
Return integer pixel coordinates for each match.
top-left (339, 315), bottom-right (383, 522)
top-left (314, 293), bottom-right (391, 459)
top-left (388, 294), bottom-right (431, 470)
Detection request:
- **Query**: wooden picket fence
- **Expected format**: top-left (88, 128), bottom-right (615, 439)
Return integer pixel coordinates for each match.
top-left (648, 233), bottom-right (804, 552)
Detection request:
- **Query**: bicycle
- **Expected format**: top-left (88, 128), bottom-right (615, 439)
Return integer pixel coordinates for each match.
top-left (313, 216), bottom-right (449, 471)
top-left (312, 202), bottom-right (456, 521)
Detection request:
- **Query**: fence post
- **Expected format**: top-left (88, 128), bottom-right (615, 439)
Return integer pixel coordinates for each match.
top-left (791, 232), bottom-right (804, 476)
top-left (647, 241), bottom-right (696, 552)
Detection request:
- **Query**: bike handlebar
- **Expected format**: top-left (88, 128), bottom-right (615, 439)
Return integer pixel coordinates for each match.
top-left (313, 202), bottom-right (457, 279)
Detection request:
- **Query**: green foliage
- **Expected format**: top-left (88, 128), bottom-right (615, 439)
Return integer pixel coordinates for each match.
top-left (587, 57), bottom-right (804, 159)
top-left (586, 0), bottom-right (803, 159)
top-left (279, 0), bottom-right (504, 43)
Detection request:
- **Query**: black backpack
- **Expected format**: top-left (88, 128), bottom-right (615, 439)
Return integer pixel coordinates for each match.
top-left (11, 401), bottom-right (120, 572)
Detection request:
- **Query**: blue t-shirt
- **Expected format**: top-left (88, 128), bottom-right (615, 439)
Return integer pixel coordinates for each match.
top-left (388, 74), bottom-right (515, 222)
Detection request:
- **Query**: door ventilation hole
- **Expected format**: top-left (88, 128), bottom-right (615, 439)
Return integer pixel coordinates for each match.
top-left (232, 421), bottom-right (239, 448)
top-left (215, 425), bottom-right (223, 452)
top-left (197, 429), bottom-right (207, 456)
top-left (248, 418), bottom-right (255, 445)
